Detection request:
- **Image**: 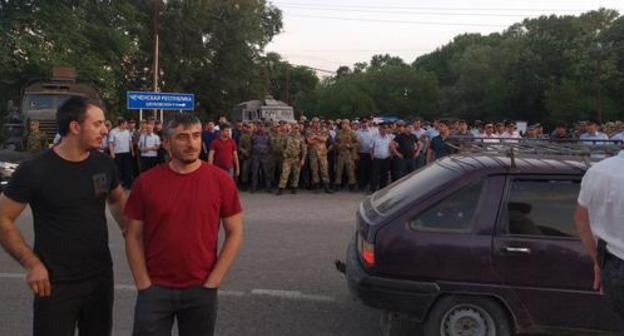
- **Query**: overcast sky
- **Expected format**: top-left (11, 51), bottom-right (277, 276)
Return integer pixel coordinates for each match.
top-left (265, 0), bottom-right (624, 74)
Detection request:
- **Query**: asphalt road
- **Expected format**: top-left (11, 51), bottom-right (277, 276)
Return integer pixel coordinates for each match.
top-left (0, 190), bottom-right (393, 336)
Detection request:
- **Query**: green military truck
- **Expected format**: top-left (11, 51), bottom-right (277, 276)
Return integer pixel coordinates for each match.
top-left (3, 67), bottom-right (100, 151)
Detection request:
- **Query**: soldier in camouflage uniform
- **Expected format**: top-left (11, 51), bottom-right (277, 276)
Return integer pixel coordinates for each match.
top-left (269, 123), bottom-right (285, 188)
top-left (305, 117), bottom-right (333, 194)
top-left (334, 119), bottom-right (358, 191)
top-left (237, 123), bottom-right (253, 189)
top-left (277, 124), bottom-right (307, 195)
top-left (26, 120), bottom-right (49, 154)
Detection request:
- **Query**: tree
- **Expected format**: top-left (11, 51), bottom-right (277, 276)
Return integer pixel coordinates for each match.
top-left (0, 0), bottom-right (284, 121)
top-left (0, 0), bottom-right (146, 115)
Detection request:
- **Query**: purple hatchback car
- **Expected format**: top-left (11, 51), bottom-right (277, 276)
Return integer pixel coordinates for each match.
top-left (346, 154), bottom-right (619, 335)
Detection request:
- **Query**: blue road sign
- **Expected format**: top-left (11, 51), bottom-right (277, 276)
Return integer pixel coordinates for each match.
top-left (127, 91), bottom-right (195, 110)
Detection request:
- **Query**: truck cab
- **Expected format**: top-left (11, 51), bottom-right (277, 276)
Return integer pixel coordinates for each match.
top-left (3, 67), bottom-right (100, 151)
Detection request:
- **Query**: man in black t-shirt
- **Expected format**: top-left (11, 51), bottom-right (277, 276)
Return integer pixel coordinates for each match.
top-left (428, 120), bottom-right (457, 163)
top-left (392, 121), bottom-right (418, 179)
top-left (0, 96), bottom-right (127, 336)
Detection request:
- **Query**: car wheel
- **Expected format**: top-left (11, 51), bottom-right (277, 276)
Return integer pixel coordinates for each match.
top-left (423, 296), bottom-right (512, 336)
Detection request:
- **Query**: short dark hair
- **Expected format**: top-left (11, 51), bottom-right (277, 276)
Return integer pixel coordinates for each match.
top-left (164, 113), bottom-right (201, 137)
top-left (220, 123), bottom-right (231, 130)
top-left (438, 120), bottom-right (451, 127)
top-left (57, 96), bottom-right (103, 136)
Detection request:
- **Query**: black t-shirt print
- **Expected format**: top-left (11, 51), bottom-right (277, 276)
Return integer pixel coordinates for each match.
top-left (3, 149), bottom-right (119, 282)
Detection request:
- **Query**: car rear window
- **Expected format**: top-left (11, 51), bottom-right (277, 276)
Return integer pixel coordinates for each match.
top-left (371, 161), bottom-right (463, 216)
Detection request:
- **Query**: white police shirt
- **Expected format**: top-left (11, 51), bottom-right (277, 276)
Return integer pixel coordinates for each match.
top-left (578, 151), bottom-right (624, 260)
top-left (611, 132), bottom-right (624, 143)
top-left (109, 128), bottom-right (131, 154)
top-left (371, 134), bottom-right (393, 159)
top-left (580, 131), bottom-right (609, 145)
top-left (356, 128), bottom-right (376, 154)
top-left (139, 133), bottom-right (161, 158)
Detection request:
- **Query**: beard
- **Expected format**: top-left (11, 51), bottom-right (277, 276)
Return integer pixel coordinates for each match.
top-left (171, 149), bottom-right (200, 165)
top-left (178, 157), bottom-right (199, 165)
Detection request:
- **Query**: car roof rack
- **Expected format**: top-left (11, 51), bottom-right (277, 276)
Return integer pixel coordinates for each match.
top-left (447, 137), bottom-right (623, 170)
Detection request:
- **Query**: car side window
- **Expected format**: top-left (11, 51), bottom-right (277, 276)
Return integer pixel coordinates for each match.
top-left (502, 179), bottom-right (580, 238)
top-left (408, 180), bottom-right (485, 233)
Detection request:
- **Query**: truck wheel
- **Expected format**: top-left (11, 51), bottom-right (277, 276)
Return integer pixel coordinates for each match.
top-left (423, 296), bottom-right (512, 336)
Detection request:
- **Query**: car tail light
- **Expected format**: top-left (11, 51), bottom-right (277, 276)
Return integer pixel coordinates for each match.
top-left (357, 232), bottom-right (375, 267)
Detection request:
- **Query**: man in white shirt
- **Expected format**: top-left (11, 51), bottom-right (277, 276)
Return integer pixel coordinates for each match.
top-left (109, 118), bottom-right (134, 188)
top-left (356, 118), bottom-right (377, 191)
top-left (411, 119), bottom-right (427, 139)
top-left (426, 119), bottom-right (440, 139)
top-left (370, 126), bottom-right (394, 192)
top-left (576, 150), bottom-right (624, 329)
top-left (138, 118), bottom-right (161, 173)
top-left (482, 123), bottom-right (501, 143)
top-left (610, 125), bottom-right (624, 144)
top-left (580, 120), bottom-right (609, 145)
top-left (501, 121), bottom-right (521, 139)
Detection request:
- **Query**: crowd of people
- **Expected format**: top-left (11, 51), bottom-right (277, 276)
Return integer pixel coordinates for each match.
top-left (178, 116), bottom-right (624, 195)
top-left (34, 115), bottom-right (624, 194)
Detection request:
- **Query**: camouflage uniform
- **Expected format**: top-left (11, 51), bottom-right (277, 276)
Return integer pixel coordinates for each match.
top-left (278, 133), bottom-right (307, 189)
top-left (306, 127), bottom-right (330, 184)
top-left (269, 130), bottom-right (285, 186)
top-left (238, 132), bottom-right (253, 185)
top-left (26, 130), bottom-right (48, 154)
top-left (334, 129), bottom-right (358, 186)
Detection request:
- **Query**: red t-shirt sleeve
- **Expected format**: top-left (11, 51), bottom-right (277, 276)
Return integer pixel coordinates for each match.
top-left (124, 177), bottom-right (145, 221)
top-left (231, 140), bottom-right (237, 153)
top-left (210, 140), bottom-right (217, 151)
top-left (219, 173), bottom-right (242, 218)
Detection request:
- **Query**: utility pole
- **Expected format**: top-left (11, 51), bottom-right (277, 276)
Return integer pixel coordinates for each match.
top-left (152, 0), bottom-right (161, 93)
top-left (595, 57), bottom-right (603, 124)
top-left (152, 0), bottom-right (162, 120)
top-left (284, 66), bottom-right (290, 106)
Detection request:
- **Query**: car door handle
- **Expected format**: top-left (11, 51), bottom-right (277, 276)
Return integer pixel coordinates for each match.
top-left (502, 247), bottom-right (531, 255)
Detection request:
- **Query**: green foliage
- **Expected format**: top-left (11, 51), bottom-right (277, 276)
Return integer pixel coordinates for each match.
top-left (411, 8), bottom-right (624, 123)
top-left (0, 0), bottom-right (282, 121)
top-left (1, 4), bottom-right (623, 125)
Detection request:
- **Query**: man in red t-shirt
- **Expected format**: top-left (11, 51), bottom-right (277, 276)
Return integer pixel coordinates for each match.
top-left (124, 113), bottom-right (243, 336)
top-left (208, 123), bottom-right (239, 178)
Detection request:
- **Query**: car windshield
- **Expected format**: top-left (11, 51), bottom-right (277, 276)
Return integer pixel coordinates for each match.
top-left (371, 160), bottom-right (463, 216)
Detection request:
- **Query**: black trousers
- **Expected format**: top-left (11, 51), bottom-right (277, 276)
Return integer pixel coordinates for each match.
top-left (602, 253), bottom-right (624, 334)
top-left (133, 285), bottom-right (218, 336)
top-left (115, 152), bottom-right (134, 188)
top-left (358, 153), bottom-right (372, 190)
top-left (371, 158), bottom-right (390, 192)
top-left (251, 156), bottom-right (272, 190)
top-left (34, 275), bottom-right (113, 336)
top-left (140, 156), bottom-right (159, 173)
